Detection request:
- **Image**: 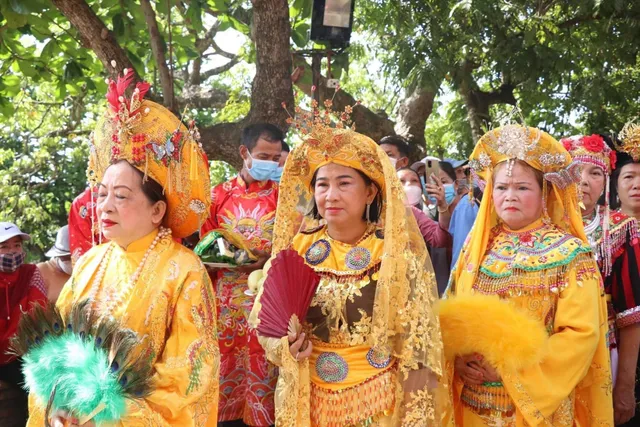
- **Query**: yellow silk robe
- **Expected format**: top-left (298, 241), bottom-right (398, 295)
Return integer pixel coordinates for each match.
top-left (442, 220), bottom-right (613, 426)
top-left (27, 229), bottom-right (220, 426)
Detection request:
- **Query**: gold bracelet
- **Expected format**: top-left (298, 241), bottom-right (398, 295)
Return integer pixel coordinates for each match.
top-left (437, 206), bottom-right (449, 214)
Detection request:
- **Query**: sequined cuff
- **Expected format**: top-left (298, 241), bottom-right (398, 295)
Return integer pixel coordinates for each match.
top-left (616, 306), bottom-right (640, 329)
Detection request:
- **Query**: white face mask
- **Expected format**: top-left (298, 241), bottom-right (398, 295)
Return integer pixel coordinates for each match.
top-left (404, 185), bottom-right (423, 207)
top-left (388, 157), bottom-right (398, 169)
top-left (56, 257), bottom-right (73, 275)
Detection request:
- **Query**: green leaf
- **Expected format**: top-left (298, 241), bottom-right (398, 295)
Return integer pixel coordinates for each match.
top-left (290, 0), bottom-right (305, 17)
top-left (186, 1), bottom-right (204, 33)
top-left (63, 60), bottom-right (83, 82)
top-left (125, 48), bottom-right (145, 76)
top-left (2, 74), bottom-right (21, 96)
top-left (291, 23), bottom-right (309, 48)
top-left (9, 0), bottom-right (31, 14)
top-left (4, 10), bottom-right (28, 28)
top-left (218, 14), bottom-right (249, 35)
top-left (0, 97), bottom-right (15, 117)
top-left (207, 0), bottom-right (228, 12)
top-left (112, 14), bottom-right (125, 38)
top-left (40, 39), bottom-right (58, 59)
top-left (18, 60), bottom-right (37, 77)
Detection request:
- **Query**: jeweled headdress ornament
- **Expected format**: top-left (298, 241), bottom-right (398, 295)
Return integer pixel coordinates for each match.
top-left (564, 134), bottom-right (617, 275)
top-left (466, 109), bottom-right (585, 237)
top-left (618, 119), bottom-right (640, 162)
top-left (88, 67), bottom-right (211, 238)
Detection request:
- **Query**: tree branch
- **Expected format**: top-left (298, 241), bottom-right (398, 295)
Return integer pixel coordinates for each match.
top-left (148, 87), bottom-right (230, 110)
top-left (45, 129), bottom-right (92, 138)
top-left (199, 57), bottom-right (240, 81)
top-left (50, 0), bottom-right (138, 80)
top-left (210, 39), bottom-right (237, 59)
top-left (200, 121), bottom-right (245, 167)
top-left (139, 0), bottom-right (175, 111)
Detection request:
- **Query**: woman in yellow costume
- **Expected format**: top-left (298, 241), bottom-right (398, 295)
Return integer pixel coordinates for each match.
top-left (440, 123), bottom-right (613, 426)
top-left (249, 106), bottom-right (448, 426)
top-left (27, 71), bottom-right (220, 426)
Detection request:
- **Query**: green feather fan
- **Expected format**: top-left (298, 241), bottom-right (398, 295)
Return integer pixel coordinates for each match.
top-left (9, 300), bottom-right (154, 425)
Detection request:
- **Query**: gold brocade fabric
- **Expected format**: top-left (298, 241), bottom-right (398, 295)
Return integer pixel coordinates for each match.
top-left (249, 127), bottom-right (449, 426)
top-left (444, 126), bottom-right (613, 426)
top-left (26, 230), bottom-right (220, 426)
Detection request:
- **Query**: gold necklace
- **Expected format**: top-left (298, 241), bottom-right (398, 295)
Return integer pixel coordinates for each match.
top-left (87, 227), bottom-right (171, 315)
top-left (325, 223), bottom-right (375, 247)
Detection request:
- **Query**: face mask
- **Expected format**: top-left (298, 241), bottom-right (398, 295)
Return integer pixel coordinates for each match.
top-left (56, 257), bottom-right (73, 275)
top-left (444, 183), bottom-right (456, 204)
top-left (0, 252), bottom-right (25, 273)
top-left (271, 166), bottom-right (284, 183)
top-left (404, 185), bottom-right (423, 207)
top-left (388, 157), bottom-right (398, 169)
top-left (245, 152), bottom-right (279, 181)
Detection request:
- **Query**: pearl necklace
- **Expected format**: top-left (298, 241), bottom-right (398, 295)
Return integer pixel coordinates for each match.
top-left (87, 227), bottom-right (172, 315)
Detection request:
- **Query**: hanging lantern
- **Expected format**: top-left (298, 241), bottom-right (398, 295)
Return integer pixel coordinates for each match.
top-left (310, 0), bottom-right (356, 48)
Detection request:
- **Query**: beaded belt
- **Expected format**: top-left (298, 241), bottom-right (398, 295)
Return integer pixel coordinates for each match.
top-left (309, 340), bottom-right (397, 427)
top-left (461, 382), bottom-right (515, 417)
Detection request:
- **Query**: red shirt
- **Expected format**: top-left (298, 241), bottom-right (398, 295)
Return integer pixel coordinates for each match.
top-left (201, 175), bottom-right (279, 253)
top-left (68, 188), bottom-right (104, 264)
top-left (0, 264), bottom-right (47, 365)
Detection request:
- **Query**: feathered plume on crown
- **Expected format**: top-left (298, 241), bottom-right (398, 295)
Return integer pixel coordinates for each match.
top-left (105, 63), bottom-right (151, 160)
top-left (618, 118), bottom-right (640, 162)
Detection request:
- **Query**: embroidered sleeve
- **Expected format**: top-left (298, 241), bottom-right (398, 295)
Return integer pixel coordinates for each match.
top-left (502, 255), bottom-right (613, 425)
top-left (257, 335), bottom-right (311, 426)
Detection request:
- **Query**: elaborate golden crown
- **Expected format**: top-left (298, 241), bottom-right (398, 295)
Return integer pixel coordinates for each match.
top-left (281, 86), bottom-right (386, 191)
top-left (618, 119), bottom-right (640, 162)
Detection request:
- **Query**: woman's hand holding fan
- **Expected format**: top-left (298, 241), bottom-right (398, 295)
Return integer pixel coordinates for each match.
top-left (256, 249), bottom-right (320, 357)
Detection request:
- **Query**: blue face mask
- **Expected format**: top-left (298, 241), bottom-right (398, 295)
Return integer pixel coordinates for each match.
top-left (245, 153), bottom-right (279, 181)
top-left (271, 166), bottom-right (284, 183)
top-left (444, 183), bottom-right (456, 204)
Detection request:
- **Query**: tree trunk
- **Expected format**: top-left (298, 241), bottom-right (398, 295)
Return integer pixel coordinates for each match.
top-left (50, 0), bottom-right (137, 80)
top-left (461, 87), bottom-right (487, 144)
top-left (247, 0), bottom-right (294, 130)
top-left (199, 0), bottom-right (295, 169)
top-left (394, 87), bottom-right (436, 159)
top-left (139, 0), bottom-right (175, 111)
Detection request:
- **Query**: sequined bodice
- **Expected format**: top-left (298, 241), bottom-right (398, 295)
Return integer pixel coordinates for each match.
top-left (292, 225), bottom-right (384, 346)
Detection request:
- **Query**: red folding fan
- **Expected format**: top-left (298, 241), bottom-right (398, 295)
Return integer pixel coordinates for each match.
top-left (257, 249), bottom-right (320, 341)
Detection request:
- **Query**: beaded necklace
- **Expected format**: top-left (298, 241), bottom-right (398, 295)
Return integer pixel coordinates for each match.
top-left (87, 227), bottom-right (172, 315)
top-left (583, 206), bottom-right (601, 250)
